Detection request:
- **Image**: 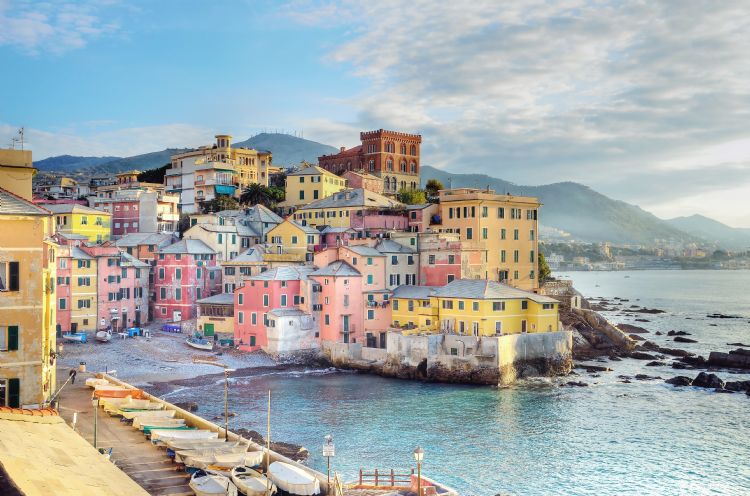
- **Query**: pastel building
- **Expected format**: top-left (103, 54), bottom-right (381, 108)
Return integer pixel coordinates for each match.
top-left (220, 248), bottom-right (267, 294)
top-left (406, 203), bottom-right (439, 232)
top-left (264, 218), bottom-right (321, 264)
top-left (233, 267), bottom-right (314, 351)
top-left (154, 240), bottom-right (219, 322)
top-left (293, 188), bottom-right (407, 233)
top-left (183, 223), bottom-right (243, 262)
top-left (45, 203), bottom-right (112, 243)
top-left (90, 189), bottom-right (180, 237)
top-left (197, 293), bottom-right (235, 342)
top-left (309, 261), bottom-right (363, 344)
top-left (0, 148), bottom-right (58, 408)
top-left (114, 232), bottom-right (179, 264)
top-left (278, 165), bottom-right (347, 213)
top-left (342, 170), bottom-right (384, 195)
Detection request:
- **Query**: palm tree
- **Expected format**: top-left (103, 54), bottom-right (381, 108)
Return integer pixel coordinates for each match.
top-left (240, 183), bottom-right (274, 207)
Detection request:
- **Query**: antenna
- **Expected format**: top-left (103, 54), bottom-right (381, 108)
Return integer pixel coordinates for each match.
top-left (17, 127), bottom-right (25, 150)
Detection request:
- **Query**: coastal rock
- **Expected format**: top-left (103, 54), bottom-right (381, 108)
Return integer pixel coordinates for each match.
top-left (656, 347), bottom-right (693, 358)
top-left (727, 343), bottom-right (750, 348)
top-left (635, 318), bottom-right (650, 322)
top-left (175, 401), bottom-right (199, 412)
top-left (574, 363), bottom-right (612, 372)
top-left (679, 355), bottom-right (708, 367)
top-left (655, 331), bottom-right (663, 336)
top-left (233, 428), bottom-right (309, 462)
top-left (714, 388), bottom-right (734, 394)
top-left (629, 334), bottom-right (646, 341)
top-left (635, 308), bottom-right (666, 314)
top-left (646, 361), bottom-right (667, 367)
top-left (724, 381), bottom-right (750, 393)
top-left (707, 313), bottom-right (742, 319)
top-left (668, 330), bottom-right (691, 336)
top-left (635, 374), bottom-right (661, 381)
top-left (629, 351), bottom-right (658, 360)
top-left (708, 349), bottom-right (750, 369)
top-left (618, 324), bottom-right (650, 334)
top-left (665, 376), bottom-right (693, 387)
top-left (562, 381), bottom-right (589, 387)
top-left (692, 372), bottom-right (725, 389)
top-left (674, 336), bottom-right (698, 344)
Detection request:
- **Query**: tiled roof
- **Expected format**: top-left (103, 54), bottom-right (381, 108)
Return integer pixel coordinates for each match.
top-left (287, 219), bottom-right (320, 235)
top-left (243, 204), bottom-right (283, 224)
top-left (0, 188), bottom-right (51, 216)
top-left (43, 203), bottom-right (110, 215)
top-left (297, 188), bottom-right (403, 210)
top-left (287, 166), bottom-right (340, 178)
top-left (375, 239), bottom-right (415, 254)
top-left (225, 248), bottom-right (265, 264)
top-left (188, 224), bottom-right (237, 233)
top-left (121, 252), bottom-right (150, 268)
top-left (70, 246), bottom-right (93, 260)
top-left (114, 232), bottom-right (176, 247)
top-left (310, 260), bottom-right (361, 277)
top-left (347, 245), bottom-right (384, 257)
top-left (197, 293), bottom-right (235, 305)
top-left (236, 222), bottom-right (262, 238)
top-left (405, 203), bottom-right (433, 210)
top-left (432, 279), bottom-right (558, 303)
top-left (159, 239), bottom-right (215, 255)
top-left (248, 266), bottom-right (314, 281)
top-left (392, 285), bottom-right (439, 299)
top-left (320, 226), bottom-right (355, 233)
top-left (320, 145), bottom-right (362, 158)
top-left (269, 307), bottom-right (308, 317)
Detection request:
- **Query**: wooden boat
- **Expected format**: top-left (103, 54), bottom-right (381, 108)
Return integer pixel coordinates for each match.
top-left (150, 429), bottom-right (218, 445)
top-left (143, 425), bottom-right (193, 436)
top-left (175, 444), bottom-right (248, 464)
top-left (166, 438), bottom-right (234, 451)
top-left (184, 450), bottom-right (265, 471)
top-left (62, 332), bottom-right (87, 343)
top-left (94, 388), bottom-right (146, 399)
top-left (95, 328), bottom-right (112, 342)
top-left (186, 336), bottom-right (214, 351)
top-left (120, 409), bottom-right (176, 420)
top-left (267, 461), bottom-right (320, 495)
top-left (134, 417), bottom-right (186, 430)
top-left (189, 470), bottom-right (238, 496)
top-left (85, 378), bottom-right (110, 388)
top-left (231, 466), bottom-right (277, 496)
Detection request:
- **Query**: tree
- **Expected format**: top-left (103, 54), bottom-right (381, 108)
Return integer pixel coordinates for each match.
top-left (538, 252), bottom-right (552, 283)
top-left (202, 194), bottom-right (239, 213)
top-left (240, 183), bottom-right (276, 207)
top-left (268, 186), bottom-right (285, 204)
top-left (138, 164), bottom-right (169, 184)
top-left (396, 188), bottom-right (427, 205)
top-left (425, 178), bottom-right (444, 198)
top-left (177, 214), bottom-right (192, 235)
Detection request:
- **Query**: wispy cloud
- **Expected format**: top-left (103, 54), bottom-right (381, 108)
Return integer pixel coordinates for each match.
top-left (0, 0), bottom-right (119, 54)
top-left (287, 0), bottom-right (750, 226)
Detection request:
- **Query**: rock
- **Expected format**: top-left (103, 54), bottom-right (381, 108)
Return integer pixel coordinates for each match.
top-left (575, 363), bottom-right (612, 372)
top-left (671, 362), bottom-right (689, 370)
top-left (674, 336), bottom-right (698, 344)
top-left (562, 381), bottom-right (589, 387)
top-left (608, 356), bottom-right (622, 361)
top-left (715, 388), bottom-right (734, 393)
top-left (724, 380), bottom-right (750, 392)
top-left (709, 323), bottom-right (718, 327)
top-left (635, 318), bottom-right (650, 322)
top-left (629, 351), bottom-right (658, 360)
top-left (657, 347), bottom-right (693, 358)
top-left (707, 313), bottom-right (742, 319)
top-left (668, 330), bottom-right (691, 336)
top-left (666, 376), bottom-right (693, 386)
top-left (679, 355), bottom-right (708, 367)
top-left (635, 374), bottom-right (661, 381)
top-left (175, 401), bottom-right (199, 412)
top-left (727, 342), bottom-right (750, 348)
top-left (635, 308), bottom-right (666, 314)
top-left (629, 334), bottom-right (645, 341)
top-left (646, 361), bottom-right (667, 367)
top-left (692, 372), bottom-right (725, 389)
top-left (655, 331), bottom-right (663, 336)
top-left (637, 341), bottom-right (660, 351)
top-left (618, 324), bottom-right (650, 334)
top-left (708, 349), bottom-right (750, 369)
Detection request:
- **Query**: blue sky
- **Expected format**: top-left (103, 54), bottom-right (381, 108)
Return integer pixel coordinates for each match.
top-left (2, 0), bottom-right (750, 227)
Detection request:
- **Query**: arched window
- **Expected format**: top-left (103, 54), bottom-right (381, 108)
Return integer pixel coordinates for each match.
top-left (387, 158), bottom-right (394, 171)
top-left (400, 180), bottom-right (406, 191)
top-left (411, 181), bottom-right (417, 190)
top-left (346, 161), bottom-right (351, 170)
top-left (410, 162), bottom-right (417, 174)
top-left (391, 177), bottom-right (397, 191)
top-left (410, 145), bottom-right (417, 155)
top-left (369, 159), bottom-right (375, 172)
top-left (400, 144), bottom-right (406, 154)
top-left (400, 160), bottom-right (407, 172)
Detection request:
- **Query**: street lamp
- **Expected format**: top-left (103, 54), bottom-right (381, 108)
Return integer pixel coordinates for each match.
top-left (193, 360), bottom-right (235, 441)
top-left (323, 434), bottom-right (335, 488)
top-left (413, 446), bottom-right (425, 496)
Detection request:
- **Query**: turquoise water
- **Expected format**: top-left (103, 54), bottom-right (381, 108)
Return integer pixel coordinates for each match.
top-left (165, 270), bottom-right (750, 495)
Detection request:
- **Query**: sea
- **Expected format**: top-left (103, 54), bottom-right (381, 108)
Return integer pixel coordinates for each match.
top-left (163, 270), bottom-right (750, 495)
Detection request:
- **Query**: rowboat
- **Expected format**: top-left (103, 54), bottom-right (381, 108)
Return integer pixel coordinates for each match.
top-left (166, 438), bottom-right (235, 451)
top-left (143, 425), bottom-right (193, 436)
top-left (186, 336), bottom-right (214, 351)
top-left (175, 444), bottom-right (249, 463)
top-left (94, 388), bottom-right (146, 399)
top-left (120, 409), bottom-right (176, 420)
top-left (103, 399), bottom-right (163, 414)
top-left (268, 461), bottom-right (320, 495)
top-left (189, 470), bottom-right (238, 496)
top-left (62, 332), bottom-right (87, 343)
top-left (231, 466), bottom-right (277, 496)
top-left (134, 417), bottom-right (186, 430)
top-left (184, 451), bottom-right (265, 471)
top-left (151, 429), bottom-right (218, 445)
top-left (85, 378), bottom-right (110, 388)
top-left (95, 328), bottom-right (112, 342)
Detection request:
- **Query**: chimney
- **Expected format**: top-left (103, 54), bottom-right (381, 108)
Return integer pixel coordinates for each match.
top-left (340, 147), bottom-right (346, 153)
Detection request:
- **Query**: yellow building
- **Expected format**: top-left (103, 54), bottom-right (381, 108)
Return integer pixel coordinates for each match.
top-left (391, 279), bottom-right (559, 336)
top-left (264, 218), bottom-right (321, 263)
top-left (278, 165), bottom-right (347, 213)
top-left (293, 188), bottom-right (404, 230)
top-left (0, 148), bottom-right (57, 407)
top-left (197, 293), bottom-right (235, 340)
top-left (69, 247), bottom-right (98, 332)
top-left (45, 203), bottom-right (112, 243)
top-left (437, 188), bottom-right (541, 291)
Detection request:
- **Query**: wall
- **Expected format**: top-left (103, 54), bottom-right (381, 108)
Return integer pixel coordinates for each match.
top-left (264, 313), bottom-right (319, 355)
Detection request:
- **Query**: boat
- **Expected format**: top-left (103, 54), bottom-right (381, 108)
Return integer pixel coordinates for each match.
top-left (143, 425), bottom-right (193, 436)
top-left (166, 438), bottom-right (235, 451)
top-left (189, 470), bottom-right (238, 496)
top-left (85, 378), bottom-right (110, 388)
top-left (150, 429), bottom-right (218, 445)
top-left (231, 466), bottom-right (277, 496)
top-left (175, 444), bottom-right (249, 464)
top-left (185, 451), bottom-right (265, 471)
top-left (267, 461), bottom-right (320, 495)
top-left (133, 417), bottom-right (186, 430)
top-left (120, 409), bottom-right (176, 420)
top-left (62, 332), bottom-right (87, 343)
top-left (186, 336), bottom-right (214, 351)
top-left (95, 328), bottom-right (112, 342)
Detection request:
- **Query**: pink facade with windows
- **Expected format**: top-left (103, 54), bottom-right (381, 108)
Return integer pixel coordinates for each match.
top-left (349, 211), bottom-right (408, 232)
top-left (55, 245), bottom-right (72, 334)
top-left (153, 240), bottom-right (219, 322)
top-left (309, 261), bottom-right (364, 344)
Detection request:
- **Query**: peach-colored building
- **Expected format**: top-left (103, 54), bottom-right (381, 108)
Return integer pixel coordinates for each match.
top-left (342, 170), bottom-right (384, 195)
top-left (308, 261), bottom-right (363, 344)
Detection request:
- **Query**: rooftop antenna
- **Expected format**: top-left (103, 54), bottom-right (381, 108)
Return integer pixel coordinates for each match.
top-left (17, 127), bottom-right (25, 150)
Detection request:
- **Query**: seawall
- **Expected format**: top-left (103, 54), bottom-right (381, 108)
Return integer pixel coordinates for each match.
top-left (321, 331), bottom-right (573, 386)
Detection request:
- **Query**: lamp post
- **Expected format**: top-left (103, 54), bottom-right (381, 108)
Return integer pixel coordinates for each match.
top-left (193, 360), bottom-right (235, 441)
top-left (322, 434), bottom-right (335, 488)
top-left (413, 446), bottom-right (424, 496)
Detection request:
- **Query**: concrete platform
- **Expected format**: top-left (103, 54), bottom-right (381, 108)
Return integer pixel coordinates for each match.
top-left (56, 370), bottom-right (194, 496)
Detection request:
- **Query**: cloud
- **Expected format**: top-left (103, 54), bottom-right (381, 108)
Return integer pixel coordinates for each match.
top-left (0, 0), bottom-right (119, 54)
top-left (287, 0), bottom-right (750, 226)
top-left (0, 122), bottom-right (213, 159)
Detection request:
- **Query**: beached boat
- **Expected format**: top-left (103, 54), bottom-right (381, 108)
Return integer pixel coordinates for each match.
top-left (150, 429), bottom-right (218, 445)
top-left (186, 336), bottom-right (214, 351)
top-left (175, 444), bottom-right (248, 464)
top-left (62, 332), bottom-right (87, 343)
top-left (120, 409), bottom-right (176, 420)
top-left (231, 466), bottom-right (277, 496)
top-left (268, 461), bottom-right (320, 495)
top-left (85, 378), bottom-right (110, 388)
top-left (185, 451), bottom-right (265, 471)
top-left (95, 328), bottom-right (112, 342)
top-left (134, 417), bottom-right (186, 430)
top-left (103, 398), bottom-right (163, 414)
top-left (166, 438), bottom-right (235, 451)
top-left (189, 470), bottom-right (238, 496)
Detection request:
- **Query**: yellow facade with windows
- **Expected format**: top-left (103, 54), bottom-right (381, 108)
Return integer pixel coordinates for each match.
top-left (437, 188), bottom-right (540, 291)
top-left (391, 279), bottom-right (559, 336)
top-left (264, 219), bottom-right (320, 263)
top-left (46, 204), bottom-right (112, 243)
top-left (0, 148), bottom-right (57, 407)
top-left (70, 249), bottom-right (98, 332)
top-left (279, 166), bottom-right (347, 212)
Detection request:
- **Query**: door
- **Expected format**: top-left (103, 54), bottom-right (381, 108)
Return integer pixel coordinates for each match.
top-left (521, 320), bottom-right (527, 333)
top-left (121, 312), bottom-right (127, 331)
top-left (342, 315), bottom-right (350, 344)
top-left (71, 322), bottom-right (78, 332)
top-left (204, 323), bottom-right (215, 337)
top-left (173, 310), bottom-right (182, 322)
top-left (379, 332), bottom-right (386, 349)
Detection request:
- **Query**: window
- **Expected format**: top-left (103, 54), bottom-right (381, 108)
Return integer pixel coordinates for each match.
top-left (407, 255), bottom-right (414, 265)
top-left (251, 313), bottom-right (257, 325)
top-left (543, 303), bottom-right (555, 310)
top-left (472, 322), bottom-right (480, 336)
top-left (159, 267), bottom-right (165, 279)
top-left (238, 293), bottom-right (244, 305)
top-left (59, 298), bottom-right (66, 310)
top-left (514, 270), bottom-right (519, 280)
top-left (514, 250), bottom-right (519, 263)
top-left (80, 216), bottom-right (88, 225)
top-left (482, 206), bottom-right (488, 218)
top-left (367, 274), bottom-right (373, 285)
top-left (0, 262), bottom-right (19, 291)
top-left (0, 326), bottom-right (19, 351)
top-left (367, 309), bottom-right (375, 320)
top-left (428, 255), bottom-right (435, 265)
top-left (530, 230), bottom-right (535, 241)
top-left (447, 274), bottom-right (455, 283)
top-left (175, 268), bottom-right (182, 280)
top-left (367, 257), bottom-right (373, 265)
top-left (281, 294), bottom-right (287, 306)
top-left (175, 288), bottom-right (182, 301)
top-left (473, 302), bottom-right (479, 312)
top-left (493, 301), bottom-right (505, 311)
top-left (521, 300), bottom-right (528, 310)
top-left (501, 250), bottom-right (506, 263)
top-left (514, 229), bottom-right (519, 241)
top-left (238, 312), bottom-right (244, 324)
top-left (324, 315), bottom-right (330, 325)
top-left (197, 268), bottom-right (202, 279)
top-left (482, 228), bottom-right (488, 240)
top-left (160, 288), bottom-right (166, 299)
top-left (530, 270), bottom-right (535, 280)
top-left (442, 300), bottom-right (453, 309)
top-left (77, 299), bottom-right (91, 309)
top-left (263, 294), bottom-right (269, 307)
top-left (466, 228), bottom-right (473, 240)
top-left (458, 300), bottom-right (464, 310)
top-left (391, 256), bottom-right (398, 265)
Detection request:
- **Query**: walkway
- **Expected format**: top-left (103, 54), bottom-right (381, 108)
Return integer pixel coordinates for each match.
top-left (56, 370), bottom-right (193, 496)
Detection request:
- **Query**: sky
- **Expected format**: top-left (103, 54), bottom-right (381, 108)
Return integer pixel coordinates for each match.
top-left (1, 0), bottom-right (749, 227)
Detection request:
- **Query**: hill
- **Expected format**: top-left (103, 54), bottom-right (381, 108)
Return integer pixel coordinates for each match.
top-left (233, 133), bottom-right (338, 166)
top-left (421, 165), bottom-right (698, 246)
top-left (34, 155), bottom-right (121, 172)
top-left (666, 215), bottom-right (750, 251)
top-left (90, 149), bottom-right (190, 174)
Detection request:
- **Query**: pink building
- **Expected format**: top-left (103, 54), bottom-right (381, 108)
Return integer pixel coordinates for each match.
top-left (318, 227), bottom-right (357, 250)
top-left (91, 189), bottom-right (180, 238)
top-left (54, 244), bottom-right (73, 335)
top-left (309, 261), bottom-right (363, 344)
top-left (406, 203), bottom-right (439, 232)
top-left (233, 266), bottom-right (314, 351)
top-left (342, 170), bottom-right (384, 195)
top-left (153, 239), bottom-right (220, 322)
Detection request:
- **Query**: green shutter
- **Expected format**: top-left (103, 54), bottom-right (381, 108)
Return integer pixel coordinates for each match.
top-left (8, 262), bottom-right (19, 291)
top-left (8, 326), bottom-right (19, 351)
top-left (204, 323), bottom-right (214, 336)
top-left (8, 378), bottom-right (20, 408)
top-left (250, 336), bottom-right (256, 346)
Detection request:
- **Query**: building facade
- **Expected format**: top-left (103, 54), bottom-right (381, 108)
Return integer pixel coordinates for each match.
top-left (90, 189), bottom-right (179, 238)
top-left (278, 165), bottom-right (347, 213)
top-left (45, 204), bottom-right (112, 243)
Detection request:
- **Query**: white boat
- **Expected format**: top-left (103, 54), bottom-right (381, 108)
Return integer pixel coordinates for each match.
top-left (166, 438), bottom-right (235, 451)
top-left (85, 378), bottom-right (110, 388)
top-left (268, 461), bottom-right (320, 495)
top-left (231, 466), bottom-right (277, 496)
top-left (120, 409), bottom-right (176, 420)
top-left (95, 329), bottom-right (112, 342)
top-left (189, 470), bottom-right (238, 496)
top-left (151, 429), bottom-right (218, 445)
top-left (175, 444), bottom-right (248, 464)
top-left (62, 332), bottom-right (87, 343)
top-left (103, 398), bottom-right (163, 414)
top-left (94, 384), bottom-right (127, 392)
top-left (134, 417), bottom-right (186, 430)
top-left (185, 451), bottom-right (265, 471)
top-left (186, 336), bottom-right (214, 351)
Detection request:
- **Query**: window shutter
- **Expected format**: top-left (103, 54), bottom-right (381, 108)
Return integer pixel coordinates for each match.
top-left (8, 325), bottom-right (19, 351)
top-left (8, 378), bottom-right (20, 408)
top-left (9, 262), bottom-right (19, 291)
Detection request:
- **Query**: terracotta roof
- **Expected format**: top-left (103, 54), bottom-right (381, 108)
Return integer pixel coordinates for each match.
top-left (0, 407), bottom-right (58, 417)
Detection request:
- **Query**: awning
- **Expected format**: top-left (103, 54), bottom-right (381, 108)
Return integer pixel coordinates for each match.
top-left (215, 185), bottom-right (237, 195)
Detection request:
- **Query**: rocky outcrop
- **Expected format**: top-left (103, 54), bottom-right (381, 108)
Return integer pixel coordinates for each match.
top-left (692, 372), bottom-right (725, 389)
top-left (708, 349), bottom-right (750, 369)
top-left (666, 376), bottom-right (693, 386)
top-left (674, 336), bottom-right (698, 344)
